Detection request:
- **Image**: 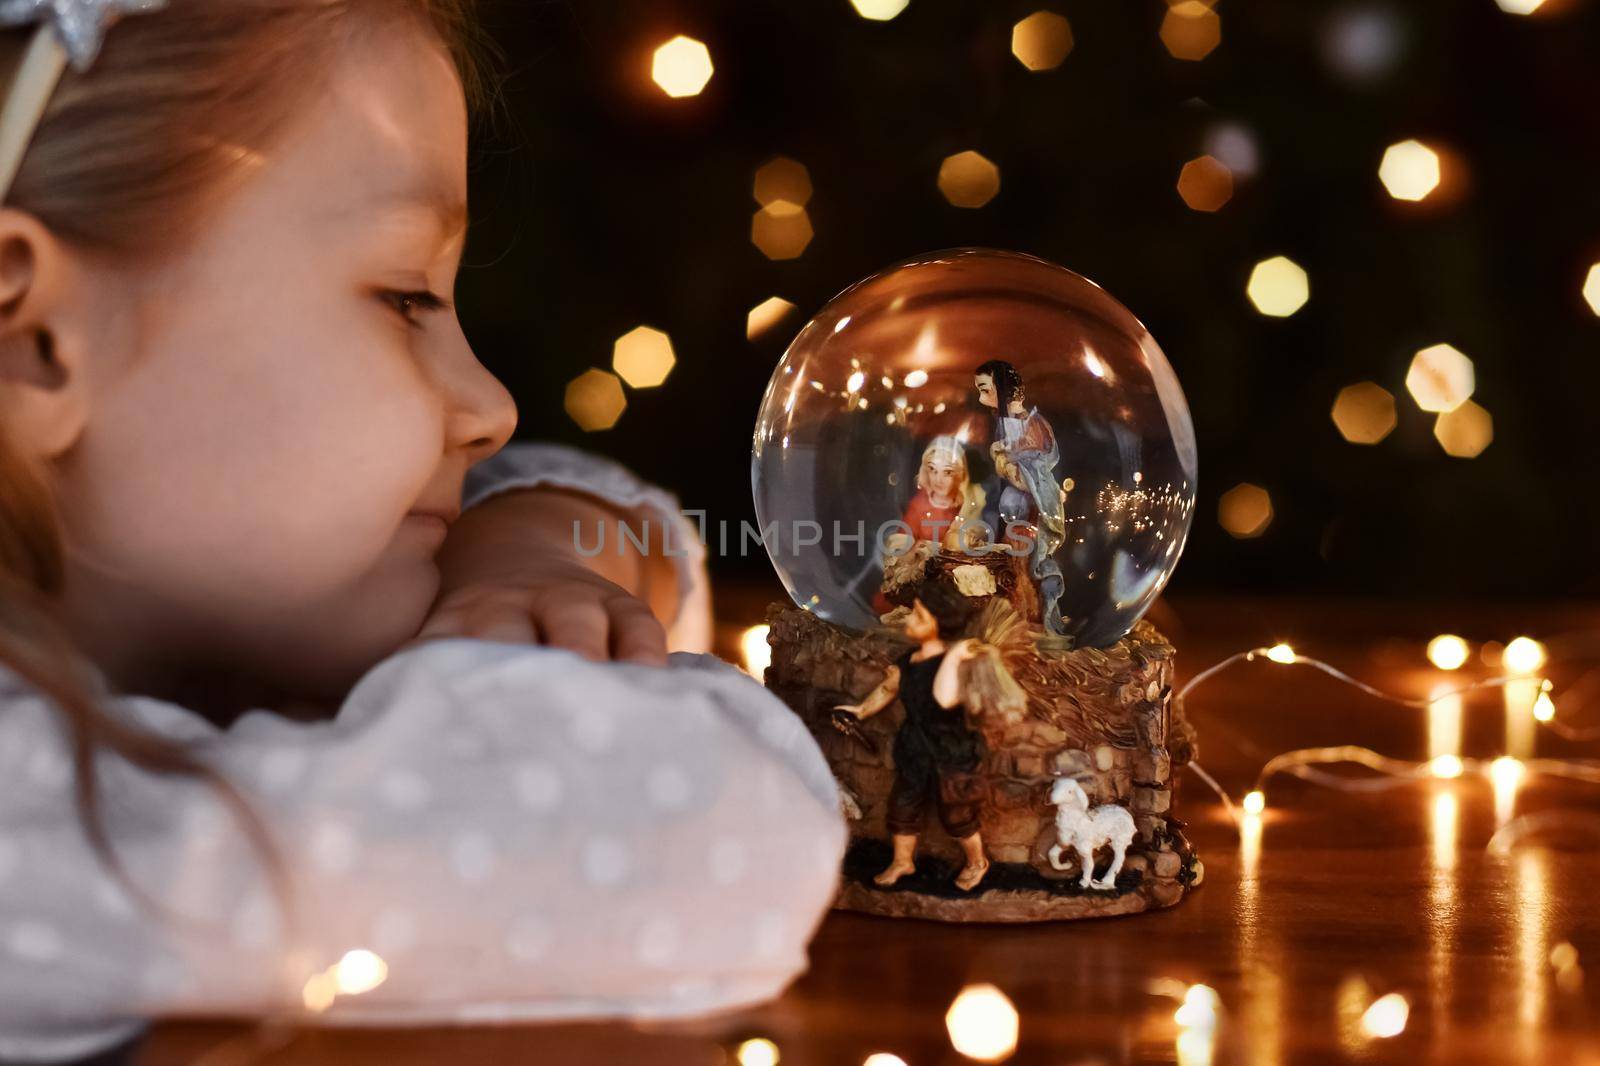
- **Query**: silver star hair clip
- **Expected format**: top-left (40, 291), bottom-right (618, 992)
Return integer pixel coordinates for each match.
top-left (0, 0), bottom-right (167, 71)
top-left (0, 0), bottom-right (166, 201)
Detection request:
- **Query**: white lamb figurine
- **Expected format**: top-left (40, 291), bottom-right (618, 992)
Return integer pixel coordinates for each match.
top-left (1047, 777), bottom-right (1137, 890)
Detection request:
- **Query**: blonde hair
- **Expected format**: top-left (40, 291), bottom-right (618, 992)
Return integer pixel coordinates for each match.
top-left (915, 435), bottom-right (986, 550)
top-left (0, 0), bottom-right (496, 902)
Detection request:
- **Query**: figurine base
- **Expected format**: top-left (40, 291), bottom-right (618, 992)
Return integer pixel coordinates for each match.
top-left (765, 597), bottom-right (1201, 923)
top-left (835, 838), bottom-right (1191, 922)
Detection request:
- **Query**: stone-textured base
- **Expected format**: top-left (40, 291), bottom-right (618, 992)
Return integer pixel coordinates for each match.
top-left (765, 586), bottom-right (1201, 923)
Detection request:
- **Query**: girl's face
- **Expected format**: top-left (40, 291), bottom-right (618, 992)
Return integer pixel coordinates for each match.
top-left (50, 26), bottom-right (517, 706)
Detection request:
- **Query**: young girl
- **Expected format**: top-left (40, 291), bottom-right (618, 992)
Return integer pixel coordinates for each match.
top-left (0, 2), bottom-right (844, 1059)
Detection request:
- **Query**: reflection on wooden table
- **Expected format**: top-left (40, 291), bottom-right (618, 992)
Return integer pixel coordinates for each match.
top-left (141, 594), bottom-right (1600, 1065)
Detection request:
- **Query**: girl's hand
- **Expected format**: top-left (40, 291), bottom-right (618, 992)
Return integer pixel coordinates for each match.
top-left (412, 557), bottom-right (667, 665)
top-left (410, 486), bottom-right (676, 665)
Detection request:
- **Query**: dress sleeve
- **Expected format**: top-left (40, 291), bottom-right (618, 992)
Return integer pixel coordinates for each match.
top-left (461, 442), bottom-right (712, 654)
top-left (0, 642), bottom-right (846, 1061)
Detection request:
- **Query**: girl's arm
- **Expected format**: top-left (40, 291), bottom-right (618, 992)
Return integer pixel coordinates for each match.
top-left (416, 443), bottom-right (712, 663)
top-left (0, 641), bottom-right (845, 1060)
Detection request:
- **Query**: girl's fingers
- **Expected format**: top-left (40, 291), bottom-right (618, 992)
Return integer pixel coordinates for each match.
top-left (539, 598), bottom-right (611, 662)
top-left (473, 610), bottom-right (538, 645)
top-left (607, 597), bottom-right (668, 666)
top-left (416, 597), bottom-right (538, 646)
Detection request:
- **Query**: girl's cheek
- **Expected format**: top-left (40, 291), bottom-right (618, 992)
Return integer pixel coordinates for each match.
top-left (83, 336), bottom-right (443, 607)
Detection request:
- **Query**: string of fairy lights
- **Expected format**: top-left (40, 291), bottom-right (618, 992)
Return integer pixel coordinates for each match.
top-left (729, 622), bottom-right (1597, 1066)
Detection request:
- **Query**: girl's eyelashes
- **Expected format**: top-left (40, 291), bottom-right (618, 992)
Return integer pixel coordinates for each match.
top-left (379, 287), bottom-right (451, 329)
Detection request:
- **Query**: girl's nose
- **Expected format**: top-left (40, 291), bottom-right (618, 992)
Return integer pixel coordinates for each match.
top-left (441, 342), bottom-right (518, 463)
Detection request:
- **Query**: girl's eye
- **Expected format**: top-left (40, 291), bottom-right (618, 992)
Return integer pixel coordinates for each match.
top-left (381, 288), bottom-right (450, 328)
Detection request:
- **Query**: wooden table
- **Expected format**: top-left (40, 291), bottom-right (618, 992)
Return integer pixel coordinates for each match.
top-left (140, 594), bottom-right (1600, 1065)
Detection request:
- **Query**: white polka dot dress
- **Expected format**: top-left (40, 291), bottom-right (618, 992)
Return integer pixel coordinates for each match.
top-left (0, 444), bottom-right (846, 1061)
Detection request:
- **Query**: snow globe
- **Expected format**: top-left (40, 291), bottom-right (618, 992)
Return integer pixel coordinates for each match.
top-left (753, 248), bottom-right (1202, 921)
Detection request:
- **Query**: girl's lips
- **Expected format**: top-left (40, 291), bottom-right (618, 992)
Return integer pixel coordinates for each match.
top-left (404, 512), bottom-right (450, 539)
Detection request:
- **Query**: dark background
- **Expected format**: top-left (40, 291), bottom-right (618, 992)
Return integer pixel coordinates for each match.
top-left (455, 0), bottom-right (1600, 601)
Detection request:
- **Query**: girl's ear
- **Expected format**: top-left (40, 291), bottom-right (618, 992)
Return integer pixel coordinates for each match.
top-left (0, 207), bottom-right (88, 460)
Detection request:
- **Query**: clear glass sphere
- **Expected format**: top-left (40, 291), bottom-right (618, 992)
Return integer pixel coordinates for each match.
top-left (751, 248), bottom-right (1197, 648)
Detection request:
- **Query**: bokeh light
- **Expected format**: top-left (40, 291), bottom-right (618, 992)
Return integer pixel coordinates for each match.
top-left (1495, 0), bottom-right (1547, 12)
top-left (564, 369), bottom-right (627, 431)
top-left (754, 156), bottom-right (812, 207)
top-left (1405, 343), bottom-right (1474, 412)
top-left (1245, 256), bottom-right (1309, 317)
top-left (1427, 634), bottom-right (1469, 670)
top-left (751, 201), bottom-right (814, 260)
top-left (747, 296), bottom-right (796, 340)
top-left (736, 1037), bottom-right (781, 1066)
top-left (612, 326), bottom-right (676, 388)
top-left (1330, 382), bottom-right (1396, 444)
top-left (945, 983), bottom-right (1019, 1062)
top-left (1429, 753), bottom-right (1464, 779)
top-left (863, 1056), bottom-right (908, 1066)
top-left (1504, 636), bottom-right (1547, 674)
top-left (1161, 2), bottom-right (1222, 61)
top-left (740, 623), bottom-right (771, 679)
top-left (651, 36), bottom-right (713, 98)
top-left (1176, 155), bottom-right (1233, 212)
top-left (1323, 7), bottom-right (1404, 83)
top-left (1378, 139), bottom-right (1441, 201)
top-left (851, 0), bottom-right (909, 20)
top-left (937, 150), bottom-right (1001, 208)
top-left (1204, 122), bottom-right (1259, 179)
top-left (1359, 992), bottom-right (1409, 1038)
top-left (1582, 264), bottom-right (1600, 316)
top-left (1011, 11), bottom-right (1074, 71)
top-left (1433, 399), bottom-right (1492, 458)
top-left (1174, 983), bottom-right (1220, 1031)
top-left (332, 949), bottom-right (388, 995)
top-left (1219, 482), bottom-right (1273, 538)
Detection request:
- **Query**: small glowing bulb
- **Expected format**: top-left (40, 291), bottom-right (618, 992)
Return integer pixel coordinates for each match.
top-left (332, 949), bottom-right (388, 995)
top-left (903, 369), bottom-right (928, 388)
top-left (1242, 790), bottom-right (1266, 815)
top-left (1533, 690), bottom-right (1556, 723)
top-left (1426, 634), bottom-right (1469, 671)
top-left (1174, 983), bottom-right (1220, 1030)
top-left (945, 983), bottom-right (1020, 1062)
top-left (1503, 636), bottom-right (1546, 674)
top-left (1428, 754), bottom-right (1464, 780)
top-left (1490, 755), bottom-right (1525, 791)
top-left (737, 1037), bottom-right (781, 1066)
top-left (1360, 992), bottom-right (1409, 1038)
top-left (740, 624), bottom-right (772, 680)
top-left (1264, 643), bottom-right (1297, 664)
top-left (863, 1056), bottom-right (908, 1066)
top-left (846, 370), bottom-right (866, 393)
